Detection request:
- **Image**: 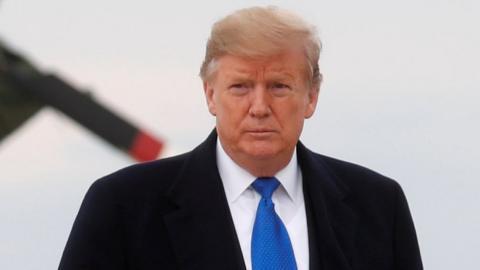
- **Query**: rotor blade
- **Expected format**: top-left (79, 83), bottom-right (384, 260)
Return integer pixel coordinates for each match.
top-left (1, 41), bottom-right (164, 161)
top-left (0, 44), bottom-right (44, 143)
top-left (0, 77), bottom-right (44, 143)
top-left (7, 68), bottom-right (164, 162)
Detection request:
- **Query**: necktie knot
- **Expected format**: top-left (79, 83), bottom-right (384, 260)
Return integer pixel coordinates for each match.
top-left (252, 177), bottom-right (280, 199)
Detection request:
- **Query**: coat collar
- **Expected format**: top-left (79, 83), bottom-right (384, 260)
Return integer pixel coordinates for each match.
top-left (297, 142), bottom-right (358, 270)
top-left (162, 130), bottom-right (357, 270)
top-left (162, 130), bottom-right (246, 270)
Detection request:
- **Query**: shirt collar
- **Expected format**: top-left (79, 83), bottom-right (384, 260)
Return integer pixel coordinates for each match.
top-left (216, 139), bottom-right (300, 204)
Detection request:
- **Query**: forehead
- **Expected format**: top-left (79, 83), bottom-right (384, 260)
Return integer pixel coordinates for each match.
top-left (215, 50), bottom-right (308, 80)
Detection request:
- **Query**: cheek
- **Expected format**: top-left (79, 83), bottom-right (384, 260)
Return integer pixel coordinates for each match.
top-left (275, 100), bottom-right (307, 133)
top-left (216, 96), bottom-right (249, 127)
top-left (276, 98), bottom-right (306, 119)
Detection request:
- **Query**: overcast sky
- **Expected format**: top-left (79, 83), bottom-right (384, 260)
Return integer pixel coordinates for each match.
top-left (1, 0), bottom-right (479, 269)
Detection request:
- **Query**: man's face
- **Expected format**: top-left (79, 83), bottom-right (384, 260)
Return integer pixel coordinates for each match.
top-left (204, 50), bottom-right (319, 164)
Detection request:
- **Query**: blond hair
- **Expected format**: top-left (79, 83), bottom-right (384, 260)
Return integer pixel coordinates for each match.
top-left (199, 6), bottom-right (322, 89)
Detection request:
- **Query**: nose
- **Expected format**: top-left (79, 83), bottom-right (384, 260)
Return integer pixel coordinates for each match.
top-left (248, 85), bottom-right (271, 118)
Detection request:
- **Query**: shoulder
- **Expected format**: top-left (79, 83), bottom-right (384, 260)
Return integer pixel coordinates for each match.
top-left (87, 151), bottom-right (191, 203)
top-left (315, 153), bottom-right (400, 190)
top-left (305, 150), bottom-right (404, 205)
top-left (305, 150), bottom-right (413, 228)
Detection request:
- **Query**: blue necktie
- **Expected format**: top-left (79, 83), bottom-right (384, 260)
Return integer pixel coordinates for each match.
top-left (251, 177), bottom-right (297, 270)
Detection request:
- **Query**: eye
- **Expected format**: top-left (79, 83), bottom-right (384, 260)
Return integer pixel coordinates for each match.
top-left (272, 83), bottom-right (289, 89)
top-left (229, 83), bottom-right (249, 95)
top-left (270, 82), bottom-right (290, 96)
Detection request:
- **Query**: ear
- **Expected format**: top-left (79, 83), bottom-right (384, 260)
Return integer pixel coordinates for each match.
top-left (203, 81), bottom-right (217, 116)
top-left (304, 73), bottom-right (322, 119)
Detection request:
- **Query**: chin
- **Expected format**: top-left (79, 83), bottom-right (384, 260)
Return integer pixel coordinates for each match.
top-left (242, 143), bottom-right (282, 160)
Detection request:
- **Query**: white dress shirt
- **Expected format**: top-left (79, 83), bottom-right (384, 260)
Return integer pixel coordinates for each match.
top-left (216, 140), bottom-right (309, 270)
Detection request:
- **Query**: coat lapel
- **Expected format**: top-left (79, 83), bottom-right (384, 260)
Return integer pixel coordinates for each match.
top-left (162, 131), bottom-right (246, 270)
top-left (297, 142), bottom-right (358, 270)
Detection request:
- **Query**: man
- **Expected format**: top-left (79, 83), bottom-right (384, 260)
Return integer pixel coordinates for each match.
top-left (59, 6), bottom-right (422, 270)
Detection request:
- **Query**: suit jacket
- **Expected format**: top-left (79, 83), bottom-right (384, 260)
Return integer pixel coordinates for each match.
top-left (59, 130), bottom-right (423, 270)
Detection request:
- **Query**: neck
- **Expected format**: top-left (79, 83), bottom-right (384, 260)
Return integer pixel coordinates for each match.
top-left (221, 145), bottom-right (295, 177)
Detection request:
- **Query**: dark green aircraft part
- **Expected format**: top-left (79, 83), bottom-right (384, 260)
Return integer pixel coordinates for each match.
top-left (0, 41), bottom-right (163, 161)
top-left (0, 43), bottom-right (44, 143)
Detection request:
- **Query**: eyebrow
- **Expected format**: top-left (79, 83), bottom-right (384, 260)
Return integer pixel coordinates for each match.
top-left (223, 69), bottom-right (255, 81)
top-left (266, 71), bottom-right (295, 80)
top-left (225, 69), bottom-right (296, 79)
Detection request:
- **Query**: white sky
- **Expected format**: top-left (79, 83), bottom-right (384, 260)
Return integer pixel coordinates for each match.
top-left (1, 0), bottom-right (479, 269)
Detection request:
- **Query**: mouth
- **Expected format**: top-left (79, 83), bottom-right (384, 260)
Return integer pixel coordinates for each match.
top-left (246, 128), bottom-right (276, 133)
top-left (245, 129), bottom-right (277, 137)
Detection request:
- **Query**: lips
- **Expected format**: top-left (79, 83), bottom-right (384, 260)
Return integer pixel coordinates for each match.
top-left (245, 129), bottom-right (277, 138)
top-left (246, 129), bottom-right (276, 133)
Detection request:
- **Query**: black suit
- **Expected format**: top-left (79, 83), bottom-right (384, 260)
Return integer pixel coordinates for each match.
top-left (59, 130), bottom-right (422, 269)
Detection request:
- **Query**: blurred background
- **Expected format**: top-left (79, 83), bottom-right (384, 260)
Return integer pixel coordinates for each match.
top-left (1, 0), bottom-right (479, 269)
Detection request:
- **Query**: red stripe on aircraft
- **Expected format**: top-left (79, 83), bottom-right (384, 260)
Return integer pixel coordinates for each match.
top-left (129, 131), bottom-right (163, 162)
